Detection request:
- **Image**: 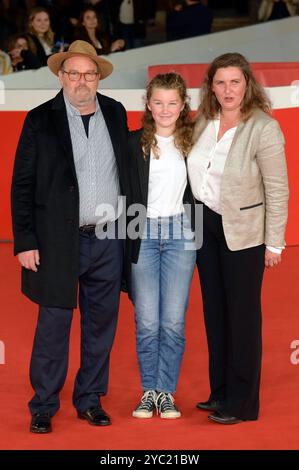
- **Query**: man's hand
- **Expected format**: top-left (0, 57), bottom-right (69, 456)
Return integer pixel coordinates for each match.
top-left (17, 250), bottom-right (40, 272)
top-left (265, 249), bottom-right (281, 268)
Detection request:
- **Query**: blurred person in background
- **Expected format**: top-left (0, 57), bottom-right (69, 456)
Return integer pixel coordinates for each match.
top-left (85, 0), bottom-right (111, 34)
top-left (258, 0), bottom-right (299, 21)
top-left (248, 0), bottom-right (263, 22)
top-left (7, 33), bottom-right (42, 71)
top-left (167, 0), bottom-right (213, 42)
top-left (0, 49), bottom-right (13, 75)
top-left (28, 6), bottom-right (66, 66)
top-left (110, 0), bottom-right (148, 49)
top-left (148, 0), bottom-right (157, 26)
top-left (36, 1), bottom-right (110, 43)
top-left (0, 0), bottom-right (29, 40)
top-left (74, 6), bottom-right (124, 55)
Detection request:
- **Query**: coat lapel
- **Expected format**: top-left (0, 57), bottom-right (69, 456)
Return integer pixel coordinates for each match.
top-left (98, 93), bottom-right (122, 172)
top-left (51, 90), bottom-right (77, 180)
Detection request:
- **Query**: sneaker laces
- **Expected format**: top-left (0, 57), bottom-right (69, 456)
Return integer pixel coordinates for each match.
top-left (138, 390), bottom-right (156, 409)
top-left (155, 392), bottom-right (176, 414)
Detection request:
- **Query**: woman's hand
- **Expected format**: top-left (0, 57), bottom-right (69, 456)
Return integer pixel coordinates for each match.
top-left (265, 248), bottom-right (281, 268)
top-left (59, 42), bottom-right (67, 52)
top-left (111, 39), bottom-right (125, 52)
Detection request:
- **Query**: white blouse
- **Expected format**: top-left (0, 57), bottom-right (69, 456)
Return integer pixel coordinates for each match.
top-left (187, 118), bottom-right (237, 215)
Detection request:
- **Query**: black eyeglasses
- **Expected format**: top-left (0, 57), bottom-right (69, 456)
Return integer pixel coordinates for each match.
top-left (61, 70), bottom-right (99, 82)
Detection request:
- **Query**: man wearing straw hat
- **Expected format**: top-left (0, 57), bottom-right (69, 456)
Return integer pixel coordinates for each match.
top-left (11, 40), bottom-right (130, 433)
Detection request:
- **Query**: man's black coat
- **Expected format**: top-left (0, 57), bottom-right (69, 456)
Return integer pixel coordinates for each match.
top-left (11, 90), bottom-right (129, 308)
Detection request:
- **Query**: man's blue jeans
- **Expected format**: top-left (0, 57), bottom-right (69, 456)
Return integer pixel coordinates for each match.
top-left (131, 213), bottom-right (196, 393)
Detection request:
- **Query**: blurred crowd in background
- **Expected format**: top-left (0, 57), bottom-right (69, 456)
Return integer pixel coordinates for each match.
top-left (0, 0), bottom-right (299, 75)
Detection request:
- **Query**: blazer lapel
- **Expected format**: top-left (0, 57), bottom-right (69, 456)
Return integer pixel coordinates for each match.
top-left (222, 120), bottom-right (246, 171)
top-left (51, 90), bottom-right (77, 180)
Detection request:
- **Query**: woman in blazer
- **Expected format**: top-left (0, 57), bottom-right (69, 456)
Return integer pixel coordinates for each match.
top-left (128, 73), bottom-right (196, 419)
top-left (188, 52), bottom-right (289, 424)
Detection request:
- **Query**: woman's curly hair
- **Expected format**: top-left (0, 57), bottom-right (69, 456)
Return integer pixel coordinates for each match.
top-left (141, 73), bottom-right (193, 159)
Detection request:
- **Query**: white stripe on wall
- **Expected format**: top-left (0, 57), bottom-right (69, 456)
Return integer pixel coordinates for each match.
top-left (0, 87), bottom-right (299, 112)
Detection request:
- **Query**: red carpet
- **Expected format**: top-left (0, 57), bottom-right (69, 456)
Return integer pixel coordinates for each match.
top-left (0, 242), bottom-right (299, 450)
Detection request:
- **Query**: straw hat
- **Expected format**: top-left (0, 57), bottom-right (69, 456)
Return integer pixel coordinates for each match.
top-left (47, 40), bottom-right (113, 79)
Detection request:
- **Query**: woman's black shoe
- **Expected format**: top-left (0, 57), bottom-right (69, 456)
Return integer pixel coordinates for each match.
top-left (208, 410), bottom-right (242, 424)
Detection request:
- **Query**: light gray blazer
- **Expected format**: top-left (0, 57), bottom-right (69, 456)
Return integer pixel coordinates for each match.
top-left (191, 108), bottom-right (289, 251)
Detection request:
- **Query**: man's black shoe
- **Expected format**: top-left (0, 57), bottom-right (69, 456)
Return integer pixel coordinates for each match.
top-left (196, 399), bottom-right (223, 411)
top-left (77, 406), bottom-right (111, 426)
top-left (208, 410), bottom-right (242, 425)
top-left (30, 413), bottom-right (52, 433)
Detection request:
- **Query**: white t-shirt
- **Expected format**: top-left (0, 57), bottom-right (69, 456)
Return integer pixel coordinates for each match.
top-left (39, 37), bottom-right (52, 56)
top-left (119, 0), bottom-right (134, 24)
top-left (147, 134), bottom-right (187, 218)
